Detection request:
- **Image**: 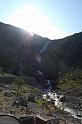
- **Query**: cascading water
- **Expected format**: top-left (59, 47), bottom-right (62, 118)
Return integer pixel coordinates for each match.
top-left (47, 80), bottom-right (52, 92)
top-left (42, 79), bottom-right (82, 121)
top-left (35, 41), bottom-right (82, 122)
top-left (42, 88), bottom-right (82, 121)
top-left (40, 42), bottom-right (50, 53)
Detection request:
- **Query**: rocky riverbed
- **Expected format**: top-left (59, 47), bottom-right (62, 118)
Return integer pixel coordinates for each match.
top-left (0, 82), bottom-right (82, 124)
top-left (56, 88), bottom-right (82, 110)
top-left (55, 87), bottom-right (82, 124)
top-left (0, 83), bottom-right (54, 120)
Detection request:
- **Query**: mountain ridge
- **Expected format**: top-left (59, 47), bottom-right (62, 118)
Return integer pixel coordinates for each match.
top-left (0, 22), bottom-right (82, 85)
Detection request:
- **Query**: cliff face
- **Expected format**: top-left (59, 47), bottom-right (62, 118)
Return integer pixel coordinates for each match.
top-left (0, 22), bottom-right (49, 76)
top-left (39, 32), bottom-right (82, 80)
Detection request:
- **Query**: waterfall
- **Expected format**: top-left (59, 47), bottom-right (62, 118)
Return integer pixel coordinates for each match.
top-left (42, 91), bottom-right (82, 121)
top-left (40, 42), bottom-right (50, 53)
top-left (37, 70), bottom-right (43, 76)
top-left (46, 80), bottom-right (52, 92)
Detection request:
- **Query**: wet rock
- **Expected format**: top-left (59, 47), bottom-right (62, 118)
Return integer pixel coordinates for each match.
top-left (28, 95), bottom-right (35, 103)
top-left (13, 99), bottom-right (19, 106)
top-left (10, 109), bottom-right (15, 114)
top-left (11, 90), bottom-right (16, 95)
top-left (76, 114), bottom-right (81, 118)
top-left (4, 90), bottom-right (16, 97)
top-left (4, 91), bottom-right (11, 97)
top-left (19, 96), bottom-right (28, 107)
top-left (13, 96), bottom-right (28, 107)
top-left (59, 96), bottom-right (67, 102)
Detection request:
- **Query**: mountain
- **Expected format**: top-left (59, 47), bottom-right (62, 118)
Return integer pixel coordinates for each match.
top-left (0, 22), bottom-right (82, 86)
top-left (40, 32), bottom-right (82, 81)
top-left (0, 22), bottom-right (49, 76)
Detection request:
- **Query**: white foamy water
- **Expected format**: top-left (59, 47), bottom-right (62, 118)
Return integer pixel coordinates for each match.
top-left (42, 91), bottom-right (82, 120)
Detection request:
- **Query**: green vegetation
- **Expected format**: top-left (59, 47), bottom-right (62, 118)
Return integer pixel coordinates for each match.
top-left (59, 79), bottom-right (81, 89)
top-left (1, 22), bottom-right (82, 88)
top-left (29, 86), bottom-right (40, 94)
top-left (35, 99), bottom-right (43, 107)
top-left (0, 72), bottom-right (15, 76)
top-left (35, 98), bottom-right (59, 114)
top-left (0, 68), bottom-right (16, 76)
top-left (0, 68), bottom-right (4, 75)
top-left (58, 69), bottom-right (82, 89)
top-left (14, 78), bottom-right (26, 96)
top-left (13, 78), bottom-right (40, 96)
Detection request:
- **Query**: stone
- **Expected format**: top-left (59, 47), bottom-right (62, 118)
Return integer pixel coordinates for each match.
top-left (59, 96), bottom-right (67, 102)
top-left (19, 96), bottom-right (28, 107)
top-left (4, 91), bottom-right (11, 97)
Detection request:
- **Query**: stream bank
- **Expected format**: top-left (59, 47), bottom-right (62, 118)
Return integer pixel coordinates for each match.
top-left (56, 87), bottom-right (82, 123)
top-left (43, 87), bottom-right (82, 124)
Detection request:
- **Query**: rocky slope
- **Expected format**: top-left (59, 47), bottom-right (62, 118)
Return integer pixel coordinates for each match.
top-left (40, 32), bottom-right (82, 80)
top-left (0, 22), bottom-right (49, 77)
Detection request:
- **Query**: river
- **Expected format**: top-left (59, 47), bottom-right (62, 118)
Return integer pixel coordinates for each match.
top-left (42, 84), bottom-right (82, 123)
top-left (38, 42), bottom-right (82, 122)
